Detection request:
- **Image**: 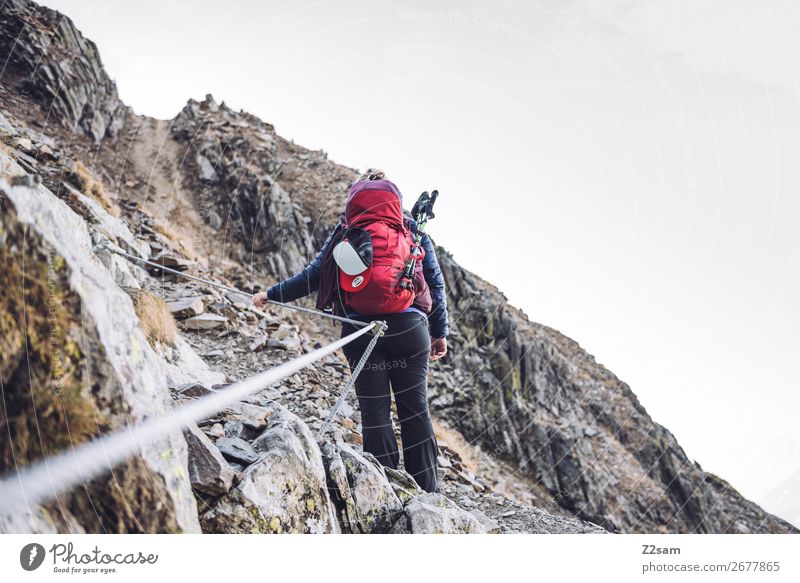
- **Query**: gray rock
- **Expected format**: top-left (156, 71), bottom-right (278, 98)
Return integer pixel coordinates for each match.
top-left (15, 136), bottom-right (33, 150)
top-left (149, 251), bottom-right (192, 271)
top-left (205, 210), bottom-right (222, 230)
top-left (257, 312), bottom-right (281, 330)
top-left (175, 382), bottom-right (214, 399)
top-left (216, 437), bottom-right (260, 465)
top-left (202, 406), bottom-right (339, 533)
top-left (469, 508), bottom-right (502, 534)
top-left (248, 335), bottom-right (269, 352)
top-left (155, 336), bottom-right (226, 388)
top-left (0, 164), bottom-right (199, 534)
top-left (184, 424), bottom-right (234, 496)
top-left (223, 420), bottom-right (250, 440)
top-left (322, 443), bottom-right (404, 533)
top-left (403, 492), bottom-right (483, 534)
top-left (183, 313), bottom-right (227, 331)
top-left (239, 403), bottom-right (273, 430)
top-left (225, 291), bottom-right (252, 306)
top-left (0, 0), bottom-right (128, 142)
top-left (384, 466), bottom-right (423, 504)
top-left (167, 296), bottom-right (204, 318)
top-left (0, 111), bottom-right (17, 135)
top-left (204, 424), bottom-right (225, 440)
top-left (196, 153), bottom-right (217, 182)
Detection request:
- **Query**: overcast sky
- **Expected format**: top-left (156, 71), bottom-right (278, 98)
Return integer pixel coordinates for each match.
top-left (40, 0), bottom-right (799, 524)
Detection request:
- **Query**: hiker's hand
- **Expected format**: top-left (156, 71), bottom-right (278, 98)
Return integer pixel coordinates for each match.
top-left (252, 292), bottom-right (269, 309)
top-left (430, 337), bottom-right (447, 361)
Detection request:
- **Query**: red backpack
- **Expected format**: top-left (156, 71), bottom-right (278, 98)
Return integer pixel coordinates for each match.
top-left (338, 181), bottom-right (431, 315)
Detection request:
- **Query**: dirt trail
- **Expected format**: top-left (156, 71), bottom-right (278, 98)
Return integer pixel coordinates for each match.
top-left (126, 116), bottom-right (216, 264)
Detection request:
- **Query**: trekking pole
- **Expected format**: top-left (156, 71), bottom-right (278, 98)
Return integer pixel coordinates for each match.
top-left (98, 244), bottom-right (372, 329)
top-left (400, 190), bottom-right (439, 290)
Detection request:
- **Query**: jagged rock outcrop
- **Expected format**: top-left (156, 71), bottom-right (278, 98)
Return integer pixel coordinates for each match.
top-left (0, 0), bottom-right (128, 142)
top-left (1, 0), bottom-right (794, 535)
top-left (0, 160), bottom-right (199, 533)
top-left (169, 96), bottom-right (315, 275)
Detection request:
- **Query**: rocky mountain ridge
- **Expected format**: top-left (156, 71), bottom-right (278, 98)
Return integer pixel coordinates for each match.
top-left (0, 0), bottom-right (795, 534)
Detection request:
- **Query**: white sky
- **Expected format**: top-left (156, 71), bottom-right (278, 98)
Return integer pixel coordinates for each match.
top-left (40, 0), bottom-right (799, 524)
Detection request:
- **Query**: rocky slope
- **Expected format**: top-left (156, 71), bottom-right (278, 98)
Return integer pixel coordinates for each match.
top-left (0, 0), bottom-right (795, 534)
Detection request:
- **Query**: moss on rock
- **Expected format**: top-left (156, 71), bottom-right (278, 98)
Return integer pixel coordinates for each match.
top-left (0, 217), bottom-right (102, 470)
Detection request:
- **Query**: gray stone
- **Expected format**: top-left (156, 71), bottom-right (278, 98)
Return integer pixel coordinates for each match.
top-left (257, 312), bottom-right (281, 330)
top-left (196, 153), bottom-right (217, 182)
top-left (384, 466), bottom-right (423, 504)
top-left (248, 335), bottom-right (269, 352)
top-left (201, 405), bottom-right (339, 533)
top-left (155, 336), bottom-right (226, 388)
top-left (470, 509), bottom-right (501, 533)
top-left (0, 164), bottom-right (200, 534)
top-left (204, 423), bottom-right (225, 440)
top-left (321, 443), bottom-right (404, 533)
top-left (149, 252), bottom-right (192, 271)
top-left (167, 296), bottom-right (204, 318)
top-left (403, 492), bottom-right (483, 534)
top-left (225, 291), bottom-right (252, 306)
top-left (216, 437), bottom-right (260, 465)
top-left (183, 313), bottom-right (227, 331)
top-left (240, 403), bottom-right (274, 430)
top-left (205, 210), bottom-right (222, 230)
top-left (267, 335), bottom-right (301, 351)
top-left (15, 136), bottom-right (33, 151)
top-left (0, 111), bottom-right (17, 136)
top-left (184, 424), bottom-right (234, 496)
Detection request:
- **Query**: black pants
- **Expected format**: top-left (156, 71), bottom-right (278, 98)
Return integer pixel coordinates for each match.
top-left (341, 312), bottom-right (438, 492)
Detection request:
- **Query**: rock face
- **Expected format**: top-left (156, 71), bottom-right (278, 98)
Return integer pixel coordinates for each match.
top-left (0, 165), bottom-right (199, 533)
top-left (170, 96), bottom-right (315, 276)
top-left (0, 0), bottom-right (128, 142)
top-left (0, 0), bottom-right (794, 535)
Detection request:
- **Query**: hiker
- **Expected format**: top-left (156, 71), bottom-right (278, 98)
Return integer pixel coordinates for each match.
top-left (252, 170), bottom-right (448, 493)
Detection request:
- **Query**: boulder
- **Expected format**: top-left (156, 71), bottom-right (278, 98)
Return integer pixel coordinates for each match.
top-left (201, 406), bottom-right (339, 533)
top-left (322, 442), bottom-right (404, 533)
top-left (401, 492), bottom-right (483, 534)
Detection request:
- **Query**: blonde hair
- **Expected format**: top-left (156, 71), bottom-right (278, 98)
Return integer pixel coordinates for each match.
top-left (359, 168), bottom-right (385, 181)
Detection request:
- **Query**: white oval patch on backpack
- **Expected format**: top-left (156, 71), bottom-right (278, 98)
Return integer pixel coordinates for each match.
top-left (351, 275), bottom-right (364, 288)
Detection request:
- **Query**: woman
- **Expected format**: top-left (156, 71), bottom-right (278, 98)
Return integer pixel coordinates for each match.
top-left (252, 170), bottom-right (448, 493)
